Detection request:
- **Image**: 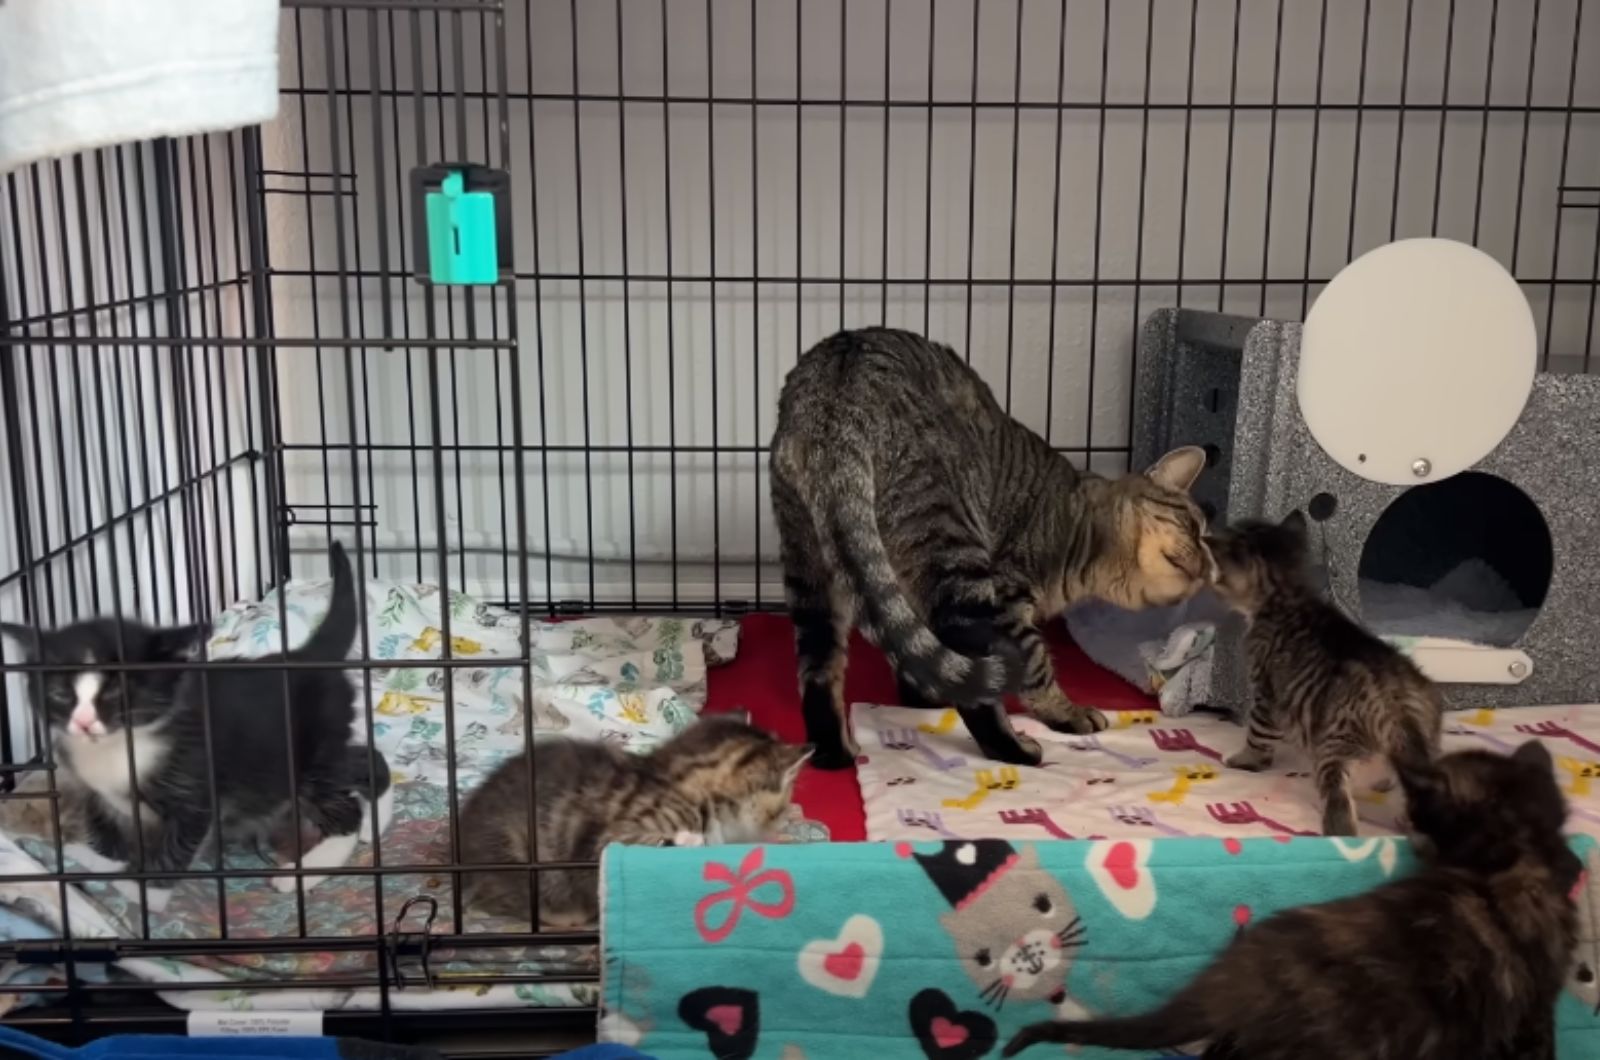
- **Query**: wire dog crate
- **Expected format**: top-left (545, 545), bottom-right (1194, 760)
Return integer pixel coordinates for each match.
top-left (2, 0), bottom-right (1598, 1050)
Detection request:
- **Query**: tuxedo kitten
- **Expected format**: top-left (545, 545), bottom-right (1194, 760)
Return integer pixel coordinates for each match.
top-left (1006, 741), bottom-right (1580, 1060)
top-left (460, 715), bottom-right (810, 927)
top-left (1, 542), bottom-right (384, 901)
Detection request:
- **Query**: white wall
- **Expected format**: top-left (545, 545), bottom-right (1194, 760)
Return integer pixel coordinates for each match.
top-left (252, 0), bottom-right (1600, 605)
top-left (0, 139), bottom-right (264, 756)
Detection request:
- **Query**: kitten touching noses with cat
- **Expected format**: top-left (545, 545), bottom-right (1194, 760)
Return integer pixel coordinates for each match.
top-left (1, 542), bottom-right (390, 905)
top-left (1206, 509), bottom-right (1443, 835)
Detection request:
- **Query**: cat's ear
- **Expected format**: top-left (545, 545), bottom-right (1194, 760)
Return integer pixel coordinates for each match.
top-left (1279, 509), bottom-right (1308, 537)
top-left (781, 744), bottom-right (815, 785)
top-left (1144, 446), bottom-right (1206, 492)
top-left (1395, 760), bottom-right (1443, 804)
top-left (0, 622), bottom-right (41, 659)
top-left (153, 623), bottom-right (209, 660)
top-left (1512, 739), bottom-right (1554, 773)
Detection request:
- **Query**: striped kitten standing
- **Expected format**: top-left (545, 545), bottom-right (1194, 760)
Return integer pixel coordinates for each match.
top-left (771, 327), bottom-right (1213, 769)
top-left (1207, 510), bottom-right (1443, 835)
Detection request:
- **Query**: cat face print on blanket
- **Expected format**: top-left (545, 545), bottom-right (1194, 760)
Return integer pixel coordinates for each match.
top-left (1005, 742), bottom-right (1581, 1060)
top-left (903, 839), bottom-right (1084, 1011)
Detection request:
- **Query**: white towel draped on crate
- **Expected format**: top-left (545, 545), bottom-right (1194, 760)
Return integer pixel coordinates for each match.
top-left (0, 0), bottom-right (279, 173)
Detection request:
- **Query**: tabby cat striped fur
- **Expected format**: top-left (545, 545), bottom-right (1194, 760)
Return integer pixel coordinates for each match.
top-left (458, 716), bottom-right (808, 927)
top-left (1208, 510), bottom-right (1443, 835)
top-left (770, 327), bottom-right (1214, 769)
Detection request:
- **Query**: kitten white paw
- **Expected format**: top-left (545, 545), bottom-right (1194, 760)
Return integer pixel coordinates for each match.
top-left (670, 830), bottom-right (706, 848)
top-left (110, 880), bottom-right (173, 913)
top-left (62, 842), bottom-right (126, 875)
top-left (539, 904), bottom-right (600, 930)
top-left (370, 788), bottom-right (395, 838)
top-left (273, 828), bottom-right (359, 892)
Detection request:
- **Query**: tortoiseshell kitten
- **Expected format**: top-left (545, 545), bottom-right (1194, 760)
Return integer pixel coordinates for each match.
top-left (1006, 741), bottom-right (1581, 1060)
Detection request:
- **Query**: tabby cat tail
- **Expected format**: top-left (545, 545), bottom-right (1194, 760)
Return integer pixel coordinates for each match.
top-left (816, 441), bottom-right (1025, 706)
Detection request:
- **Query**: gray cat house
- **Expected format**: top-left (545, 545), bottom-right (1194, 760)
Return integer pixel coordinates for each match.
top-left (1133, 241), bottom-right (1600, 711)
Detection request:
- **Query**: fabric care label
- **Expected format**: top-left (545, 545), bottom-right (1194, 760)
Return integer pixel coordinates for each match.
top-left (187, 1010), bottom-right (325, 1037)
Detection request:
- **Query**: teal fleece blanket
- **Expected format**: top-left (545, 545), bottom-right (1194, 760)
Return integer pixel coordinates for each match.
top-left (600, 834), bottom-right (1600, 1059)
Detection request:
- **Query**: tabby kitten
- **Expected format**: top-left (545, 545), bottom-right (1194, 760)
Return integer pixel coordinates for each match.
top-left (459, 715), bottom-right (810, 927)
top-left (1007, 740), bottom-right (1581, 1060)
top-left (1207, 510), bottom-right (1442, 835)
top-left (771, 327), bottom-right (1212, 769)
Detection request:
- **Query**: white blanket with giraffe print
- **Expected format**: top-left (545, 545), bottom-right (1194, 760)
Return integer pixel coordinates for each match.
top-left (855, 702), bottom-right (1600, 843)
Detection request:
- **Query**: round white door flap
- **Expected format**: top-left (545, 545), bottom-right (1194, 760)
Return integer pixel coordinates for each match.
top-left (1299, 239), bottom-right (1536, 486)
top-left (1405, 643), bottom-right (1533, 686)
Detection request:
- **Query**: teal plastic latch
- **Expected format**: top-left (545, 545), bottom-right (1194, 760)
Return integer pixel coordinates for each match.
top-left (424, 171), bottom-right (499, 285)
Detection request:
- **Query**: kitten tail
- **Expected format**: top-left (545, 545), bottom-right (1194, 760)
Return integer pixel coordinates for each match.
top-left (1003, 996), bottom-right (1211, 1056)
top-left (291, 541), bottom-right (358, 663)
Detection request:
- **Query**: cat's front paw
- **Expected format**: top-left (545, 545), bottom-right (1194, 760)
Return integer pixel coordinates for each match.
top-left (669, 830), bottom-right (706, 848)
top-left (983, 731), bottom-right (1045, 767)
top-left (62, 842), bottom-right (127, 875)
top-left (1038, 706), bottom-right (1107, 735)
top-left (1225, 748), bottom-right (1272, 772)
top-left (111, 880), bottom-right (173, 913)
top-left (540, 907), bottom-right (599, 931)
top-left (808, 742), bottom-right (859, 771)
top-left (1027, 687), bottom-right (1106, 734)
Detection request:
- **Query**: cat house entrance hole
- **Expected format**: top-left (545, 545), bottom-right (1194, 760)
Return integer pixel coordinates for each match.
top-left (1358, 472), bottom-right (1551, 648)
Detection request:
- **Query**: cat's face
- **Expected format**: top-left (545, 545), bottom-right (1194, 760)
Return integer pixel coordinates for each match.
top-left (1400, 740), bottom-right (1581, 885)
top-left (1204, 509), bottom-right (1310, 613)
top-left (1100, 446), bottom-right (1214, 609)
top-left (1, 619), bottom-right (205, 740)
top-left (940, 845), bottom-right (1081, 1009)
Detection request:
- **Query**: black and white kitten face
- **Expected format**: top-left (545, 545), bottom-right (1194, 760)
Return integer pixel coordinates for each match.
top-left (1, 619), bottom-right (206, 740)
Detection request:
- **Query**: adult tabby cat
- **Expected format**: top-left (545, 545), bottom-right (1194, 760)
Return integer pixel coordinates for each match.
top-left (1006, 740), bottom-right (1581, 1059)
top-left (771, 327), bottom-right (1212, 769)
top-left (1207, 510), bottom-right (1442, 835)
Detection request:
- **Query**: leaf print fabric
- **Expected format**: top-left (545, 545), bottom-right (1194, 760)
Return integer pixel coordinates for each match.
top-left (0, 575), bottom-right (739, 1015)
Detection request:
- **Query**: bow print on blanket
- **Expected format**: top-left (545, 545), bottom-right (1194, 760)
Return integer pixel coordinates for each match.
top-left (600, 835), bottom-right (1600, 1059)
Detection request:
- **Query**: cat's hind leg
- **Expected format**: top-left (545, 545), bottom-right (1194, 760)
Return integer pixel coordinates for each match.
top-left (777, 501), bottom-right (856, 771)
top-left (538, 867), bottom-right (600, 930)
top-left (922, 578), bottom-right (1041, 766)
top-left (1314, 753), bottom-right (1359, 837)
